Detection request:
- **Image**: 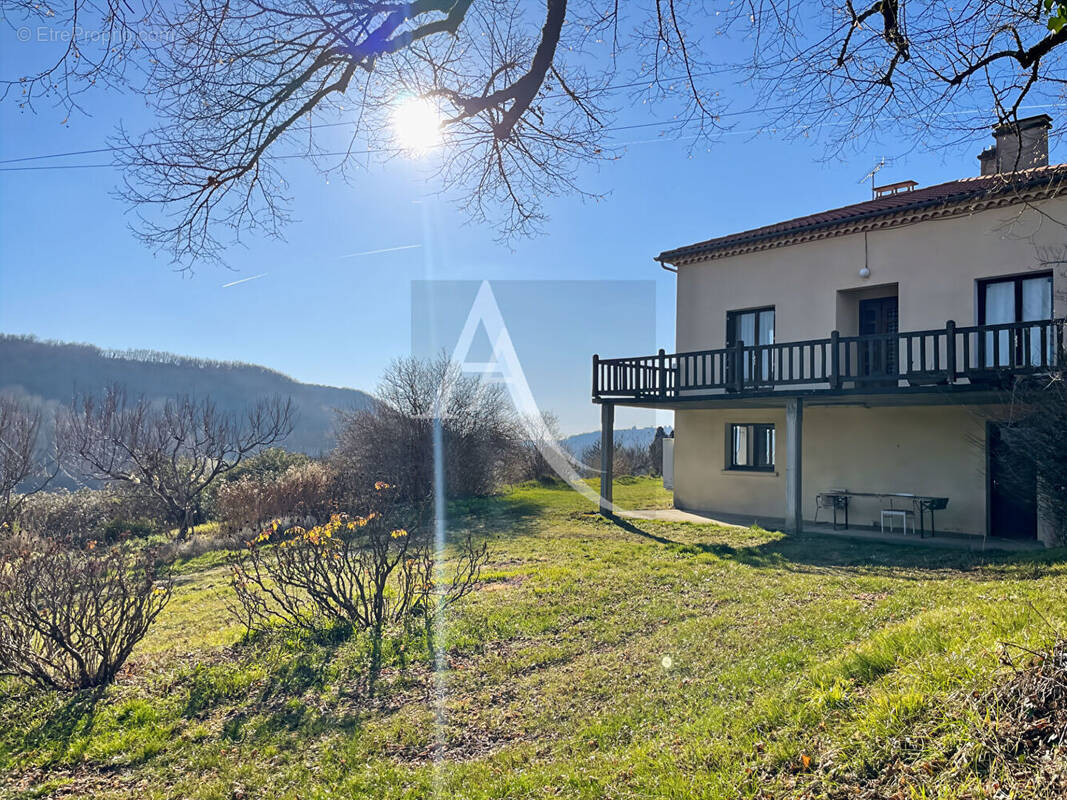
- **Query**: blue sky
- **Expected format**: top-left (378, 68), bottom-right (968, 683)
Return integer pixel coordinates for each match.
top-left (0, 25), bottom-right (1050, 434)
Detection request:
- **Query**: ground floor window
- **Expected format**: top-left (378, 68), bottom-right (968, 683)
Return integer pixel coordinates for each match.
top-left (726, 423), bottom-right (775, 471)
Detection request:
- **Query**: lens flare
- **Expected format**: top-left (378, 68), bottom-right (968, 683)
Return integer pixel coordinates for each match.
top-left (392, 96), bottom-right (442, 154)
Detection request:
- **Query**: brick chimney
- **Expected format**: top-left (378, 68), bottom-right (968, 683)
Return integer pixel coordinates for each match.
top-left (979, 114), bottom-right (1052, 175)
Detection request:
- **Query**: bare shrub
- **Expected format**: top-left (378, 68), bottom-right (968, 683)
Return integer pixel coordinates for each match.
top-left (967, 638), bottom-right (1067, 793)
top-left (0, 535), bottom-right (171, 690)
top-left (333, 355), bottom-right (522, 503)
top-left (216, 461), bottom-right (336, 535)
top-left (202, 447), bottom-right (311, 520)
top-left (508, 412), bottom-right (566, 484)
top-left (17, 488), bottom-right (115, 540)
top-left (14, 487), bottom-right (163, 546)
top-left (228, 486), bottom-right (488, 684)
top-left (581, 440), bottom-right (653, 478)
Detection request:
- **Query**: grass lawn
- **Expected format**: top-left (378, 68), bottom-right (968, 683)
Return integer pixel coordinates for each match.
top-left (3, 477), bottom-right (1066, 799)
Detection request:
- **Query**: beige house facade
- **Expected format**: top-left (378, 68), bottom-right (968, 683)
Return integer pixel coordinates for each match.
top-left (593, 116), bottom-right (1067, 545)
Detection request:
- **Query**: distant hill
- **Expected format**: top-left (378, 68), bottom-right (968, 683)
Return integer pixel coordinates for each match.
top-left (562, 425), bottom-right (671, 456)
top-left (0, 334), bottom-right (373, 456)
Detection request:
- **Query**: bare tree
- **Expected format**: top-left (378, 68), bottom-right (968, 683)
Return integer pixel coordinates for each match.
top-left (0, 394), bottom-right (57, 531)
top-left (3, 2), bottom-right (1066, 265)
top-left (59, 387), bottom-right (294, 540)
top-left (743, 0), bottom-right (1067, 153)
top-left (333, 354), bottom-right (521, 502)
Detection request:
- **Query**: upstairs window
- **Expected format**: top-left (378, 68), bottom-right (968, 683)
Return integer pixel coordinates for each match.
top-left (978, 273), bottom-right (1053, 366)
top-left (726, 423), bottom-right (775, 471)
top-left (727, 307), bottom-right (775, 381)
top-left (726, 307), bottom-right (775, 348)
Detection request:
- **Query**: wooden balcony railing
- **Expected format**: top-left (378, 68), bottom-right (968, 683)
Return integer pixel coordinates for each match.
top-left (592, 318), bottom-right (1066, 401)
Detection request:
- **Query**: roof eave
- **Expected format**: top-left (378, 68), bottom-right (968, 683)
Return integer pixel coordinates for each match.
top-left (656, 170), bottom-right (1067, 268)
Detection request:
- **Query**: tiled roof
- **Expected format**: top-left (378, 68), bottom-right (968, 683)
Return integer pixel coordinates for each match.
top-left (657, 164), bottom-right (1067, 265)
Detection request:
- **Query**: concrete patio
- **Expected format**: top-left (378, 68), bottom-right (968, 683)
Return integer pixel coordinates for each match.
top-left (618, 508), bottom-right (1045, 552)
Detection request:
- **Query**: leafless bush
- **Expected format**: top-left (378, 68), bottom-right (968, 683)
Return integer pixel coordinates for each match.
top-left (0, 535), bottom-right (171, 690)
top-left (333, 355), bottom-right (522, 503)
top-left (16, 488), bottom-right (122, 543)
top-left (216, 461), bottom-right (336, 535)
top-left (581, 440), bottom-right (654, 478)
top-left (228, 486), bottom-right (487, 684)
top-left (508, 412), bottom-right (565, 484)
top-left (59, 386), bottom-right (294, 540)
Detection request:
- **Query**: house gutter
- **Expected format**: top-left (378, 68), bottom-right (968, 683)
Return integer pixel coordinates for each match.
top-left (656, 168), bottom-right (1067, 266)
top-left (655, 256), bottom-right (678, 273)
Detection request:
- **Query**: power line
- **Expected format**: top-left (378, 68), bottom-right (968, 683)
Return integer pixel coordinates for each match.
top-left (0, 115), bottom-right (732, 172)
top-left (0, 68), bottom-right (738, 167)
top-left (4, 100), bottom-right (1064, 174)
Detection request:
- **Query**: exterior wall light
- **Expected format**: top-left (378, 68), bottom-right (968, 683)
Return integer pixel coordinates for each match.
top-left (858, 267), bottom-right (871, 279)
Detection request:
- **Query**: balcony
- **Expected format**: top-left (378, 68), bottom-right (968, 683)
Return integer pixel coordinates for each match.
top-left (592, 318), bottom-right (1065, 404)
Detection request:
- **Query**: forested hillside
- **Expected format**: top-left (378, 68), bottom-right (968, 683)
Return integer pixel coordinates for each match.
top-left (0, 335), bottom-right (372, 455)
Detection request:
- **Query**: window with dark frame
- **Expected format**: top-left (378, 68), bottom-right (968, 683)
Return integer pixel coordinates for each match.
top-left (978, 272), bottom-right (1053, 367)
top-left (978, 272), bottom-right (1053, 325)
top-left (726, 307), bottom-right (775, 382)
top-left (726, 423), bottom-right (776, 471)
top-left (726, 307), bottom-right (775, 348)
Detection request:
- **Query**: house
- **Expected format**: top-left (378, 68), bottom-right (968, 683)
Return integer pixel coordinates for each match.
top-left (592, 115), bottom-right (1067, 545)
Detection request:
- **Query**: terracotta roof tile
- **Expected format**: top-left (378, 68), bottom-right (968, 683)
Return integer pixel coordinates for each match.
top-left (657, 164), bottom-right (1067, 265)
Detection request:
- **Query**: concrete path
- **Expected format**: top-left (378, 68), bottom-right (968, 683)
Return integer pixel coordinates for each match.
top-left (617, 508), bottom-right (1043, 552)
top-left (619, 508), bottom-right (745, 526)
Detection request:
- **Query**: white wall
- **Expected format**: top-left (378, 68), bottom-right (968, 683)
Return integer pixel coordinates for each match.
top-left (675, 198), bottom-right (1067, 352)
top-left (674, 404), bottom-right (993, 535)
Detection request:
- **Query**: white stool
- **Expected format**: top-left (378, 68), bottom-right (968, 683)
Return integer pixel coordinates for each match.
top-left (881, 509), bottom-right (915, 535)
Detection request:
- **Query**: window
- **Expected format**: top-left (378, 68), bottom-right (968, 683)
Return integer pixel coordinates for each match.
top-left (978, 273), bottom-right (1053, 366)
top-left (727, 307), bottom-right (775, 381)
top-left (726, 423), bottom-right (775, 471)
top-left (726, 307), bottom-right (775, 348)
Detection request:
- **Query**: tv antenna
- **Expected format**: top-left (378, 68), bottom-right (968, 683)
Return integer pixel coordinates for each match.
top-left (860, 158), bottom-right (887, 199)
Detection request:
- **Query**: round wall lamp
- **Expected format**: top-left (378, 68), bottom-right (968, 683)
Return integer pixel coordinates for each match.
top-left (858, 267), bottom-right (871, 279)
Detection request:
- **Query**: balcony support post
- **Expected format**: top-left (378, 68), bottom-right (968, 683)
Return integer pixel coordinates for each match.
top-left (599, 401), bottom-right (614, 516)
top-left (785, 397), bottom-right (803, 534)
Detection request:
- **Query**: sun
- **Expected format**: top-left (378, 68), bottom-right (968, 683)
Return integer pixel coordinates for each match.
top-left (391, 96), bottom-right (442, 154)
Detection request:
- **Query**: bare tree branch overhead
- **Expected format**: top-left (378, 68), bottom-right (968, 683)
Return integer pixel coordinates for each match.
top-left (3, 1), bottom-right (1067, 265)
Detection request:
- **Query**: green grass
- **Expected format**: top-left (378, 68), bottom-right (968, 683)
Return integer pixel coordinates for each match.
top-left (2, 477), bottom-right (1066, 799)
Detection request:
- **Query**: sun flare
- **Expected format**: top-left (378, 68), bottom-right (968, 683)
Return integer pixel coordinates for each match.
top-left (391, 96), bottom-right (442, 154)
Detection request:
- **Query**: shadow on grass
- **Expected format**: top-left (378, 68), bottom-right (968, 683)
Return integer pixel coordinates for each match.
top-left (448, 494), bottom-right (545, 541)
top-left (7, 690), bottom-right (101, 765)
top-left (183, 632), bottom-right (346, 721)
top-left (220, 694), bottom-right (364, 743)
top-left (607, 515), bottom-right (1067, 578)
